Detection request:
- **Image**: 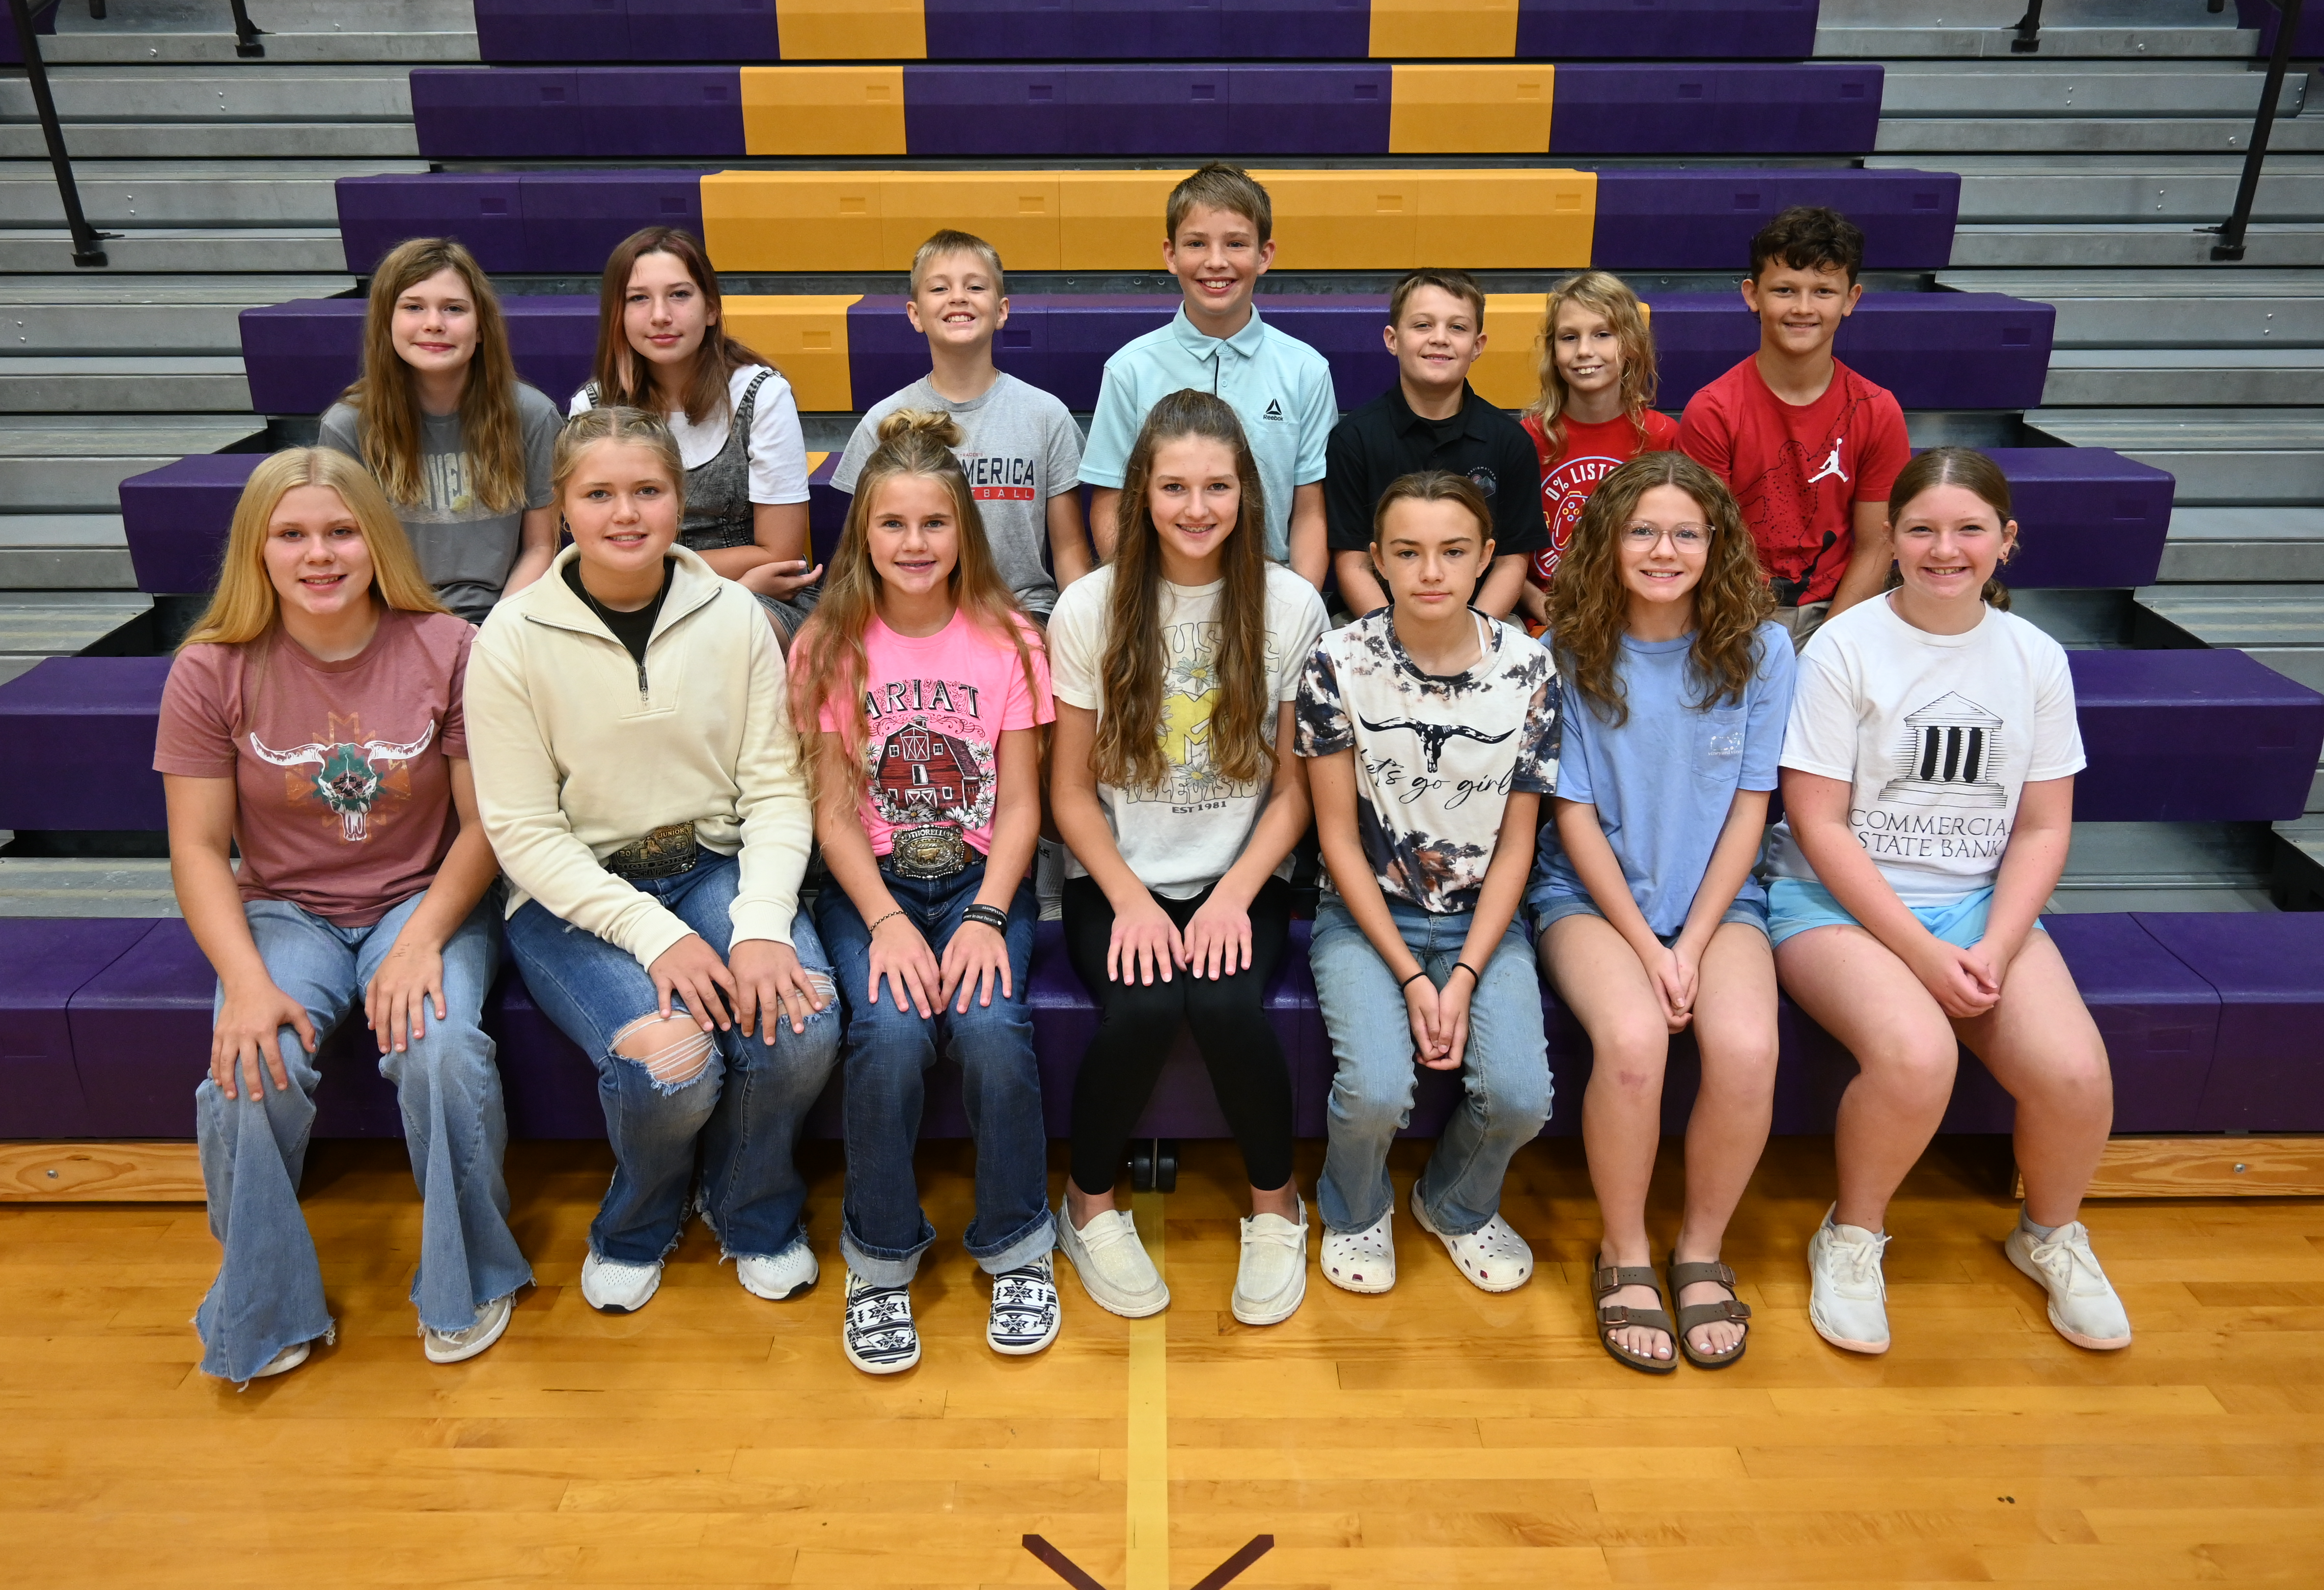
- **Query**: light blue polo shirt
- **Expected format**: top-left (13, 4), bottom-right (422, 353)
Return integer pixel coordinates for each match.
top-left (1079, 305), bottom-right (1337, 565)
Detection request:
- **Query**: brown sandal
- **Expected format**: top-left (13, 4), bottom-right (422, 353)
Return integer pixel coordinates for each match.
top-left (1592, 1262), bottom-right (1678, 1375)
top-left (1667, 1259), bottom-right (1752, 1369)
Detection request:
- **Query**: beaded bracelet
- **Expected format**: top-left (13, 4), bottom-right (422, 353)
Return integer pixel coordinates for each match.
top-left (867, 909), bottom-right (906, 935)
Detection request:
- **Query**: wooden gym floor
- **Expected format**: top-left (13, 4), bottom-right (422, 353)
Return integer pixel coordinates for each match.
top-left (4, 1135), bottom-right (2322, 1588)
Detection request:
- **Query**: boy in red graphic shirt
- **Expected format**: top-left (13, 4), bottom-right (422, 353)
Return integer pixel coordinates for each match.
top-left (1678, 206), bottom-right (1909, 644)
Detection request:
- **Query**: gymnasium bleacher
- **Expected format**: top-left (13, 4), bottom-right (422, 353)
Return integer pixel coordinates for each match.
top-left (0, 0), bottom-right (2320, 1170)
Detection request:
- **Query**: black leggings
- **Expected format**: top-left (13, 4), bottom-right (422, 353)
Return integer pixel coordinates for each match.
top-left (1063, 873), bottom-right (1296, 1196)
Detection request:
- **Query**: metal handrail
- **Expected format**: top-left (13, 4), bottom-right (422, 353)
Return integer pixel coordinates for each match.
top-left (5, 0), bottom-right (113, 266)
top-left (226, 0), bottom-right (262, 57)
top-left (2211, 0), bottom-right (2307, 260)
top-left (2012, 0), bottom-right (2045, 53)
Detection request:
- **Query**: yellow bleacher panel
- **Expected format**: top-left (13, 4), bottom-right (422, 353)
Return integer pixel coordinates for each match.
top-left (1388, 65), bottom-right (1553, 155)
top-left (1262, 170), bottom-right (1420, 269)
top-left (885, 175), bottom-right (1064, 271)
top-left (1472, 289), bottom-right (1653, 411)
top-left (1419, 169), bottom-right (1595, 269)
top-left (1368, 0), bottom-right (1522, 58)
top-left (775, 0), bottom-right (926, 61)
top-left (720, 296), bottom-right (861, 412)
top-left (702, 172), bottom-right (885, 271)
top-left (740, 67), bottom-right (908, 158)
top-left (1058, 169), bottom-right (1194, 268)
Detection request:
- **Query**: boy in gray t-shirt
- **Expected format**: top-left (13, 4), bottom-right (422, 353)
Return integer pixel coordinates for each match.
top-left (830, 230), bottom-right (1089, 616)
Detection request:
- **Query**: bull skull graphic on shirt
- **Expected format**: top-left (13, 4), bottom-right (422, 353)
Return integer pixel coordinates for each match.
top-left (249, 723), bottom-right (435, 842)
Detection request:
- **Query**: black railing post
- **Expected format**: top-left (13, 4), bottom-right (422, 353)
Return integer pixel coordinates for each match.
top-left (2212, 0), bottom-right (2306, 261)
top-left (6, 0), bottom-right (112, 266)
top-left (226, 0), bottom-right (263, 57)
top-left (2011, 0), bottom-right (2045, 52)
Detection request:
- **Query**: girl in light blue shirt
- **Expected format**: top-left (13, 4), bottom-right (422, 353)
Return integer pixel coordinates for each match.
top-left (1530, 451), bottom-right (1793, 1376)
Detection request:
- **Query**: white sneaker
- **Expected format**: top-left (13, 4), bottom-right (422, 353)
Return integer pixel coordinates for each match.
top-left (580, 1251), bottom-right (663, 1314)
top-left (1232, 1200), bottom-right (1308, 1326)
top-left (1807, 1207), bottom-right (1892, 1354)
top-left (248, 1339), bottom-right (309, 1379)
top-left (988, 1254), bottom-right (1063, 1355)
top-left (1320, 1207), bottom-right (1396, 1294)
top-left (1055, 1200), bottom-right (1168, 1317)
top-left (1409, 1187), bottom-right (1533, 1293)
top-left (2006, 1220), bottom-right (2132, 1351)
top-left (422, 1292), bottom-right (513, 1365)
top-left (737, 1240), bottom-right (818, 1301)
top-left (843, 1272), bottom-right (920, 1374)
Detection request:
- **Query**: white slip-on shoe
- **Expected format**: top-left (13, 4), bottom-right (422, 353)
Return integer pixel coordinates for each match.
top-left (580, 1251), bottom-right (663, 1314)
top-left (422, 1292), bottom-right (514, 1365)
top-left (1055, 1200), bottom-right (1169, 1318)
top-left (2006, 1220), bottom-right (2132, 1350)
top-left (1807, 1207), bottom-right (1892, 1354)
top-left (843, 1272), bottom-right (920, 1375)
top-left (737, 1239), bottom-right (819, 1302)
top-left (248, 1339), bottom-right (309, 1379)
top-left (1319, 1206), bottom-right (1396, 1295)
top-left (1232, 1199), bottom-right (1309, 1326)
top-left (988, 1254), bottom-right (1063, 1356)
top-left (1409, 1187), bottom-right (1534, 1293)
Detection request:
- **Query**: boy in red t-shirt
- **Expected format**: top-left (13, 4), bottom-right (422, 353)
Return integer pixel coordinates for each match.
top-left (1677, 206), bottom-right (1909, 642)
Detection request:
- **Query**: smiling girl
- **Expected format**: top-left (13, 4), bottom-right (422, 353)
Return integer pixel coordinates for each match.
top-left (572, 227), bottom-right (821, 643)
top-left (1768, 446), bottom-right (2128, 1358)
top-left (158, 448), bottom-right (526, 1383)
top-left (792, 410), bottom-right (1056, 1376)
top-left (320, 237), bottom-right (560, 622)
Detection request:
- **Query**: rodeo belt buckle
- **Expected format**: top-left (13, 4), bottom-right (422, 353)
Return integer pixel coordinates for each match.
top-left (604, 821), bottom-right (701, 881)
top-left (886, 822), bottom-right (969, 880)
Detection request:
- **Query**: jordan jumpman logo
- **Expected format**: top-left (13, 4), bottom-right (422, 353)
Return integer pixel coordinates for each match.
top-left (1807, 438), bottom-right (1849, 485)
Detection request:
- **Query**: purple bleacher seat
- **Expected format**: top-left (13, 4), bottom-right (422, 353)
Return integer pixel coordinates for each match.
top-left (65, 918), bottom-right (217, 1138)
top-left (239, 296), bottom-right (595, 418)
top-left (519, 172), bottom-right (705, 278)
top-left (581, 67), bottom-right (745, 159)
top-left (0, 657), bottom-right (172, 832)
top-left (1593, 168), bottom-right (1961, 273)
top-left (2135, 912), bottom-right (2324, 1132)
top-left (410, 68), bottom-right (588, 162)
top-left (2070, 648), bottom-right (2324, 823)
top-left (0, 6), bottom-right (56, 67)
top-left (472, 0), bottom-right (633, 62)
top-left (0, 920), bottom-right (154, 1137)
top-left (808, 452), bottom-right (847, 568)
top-left (1515, 0), bottom-right (1819, 58)
top-left (630, 0), bottom-right (779, 59)
top-left (338, 172), bottom-right (527, 276)
top-left (1550, 64), bottom-right (1881, 156)
top-left (1977, 447), bottom-right (2174, 590)
top-left (1647, 291), bottom-right (2052, 412)
top-left (119, 452), bottom-right (263, 594)
top-left (902, 68), bottom-right (1074, 158)
top-left (2046, 913), bottom-right (2221, 1133)
top-left (488, 967), bottom-right (633, 1139)
top-left (501, 293), bottom-right (601, 410)
top-left (2238, 0), bottom-right (2324, 58)
top-left (1220, 0), bottom-right (1371, 57)
top-left (1224, 65), bottom-right (1391, 157)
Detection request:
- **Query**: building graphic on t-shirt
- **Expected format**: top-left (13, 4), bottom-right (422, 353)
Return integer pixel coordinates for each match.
top-left (871, 715), bottom-right (991, 827)
top-left (250, 718), bottom-right (436, 842)
top-left (1881, 692), bottom-right (2007, 807)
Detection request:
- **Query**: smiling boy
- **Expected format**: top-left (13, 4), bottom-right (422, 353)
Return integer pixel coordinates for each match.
top-left (1080, 164), bottom-right (1337, 589)
top-left (1325, 269), bottom-right (1548, 620)
top-left (1677, 207), bottom-right (1909, 643)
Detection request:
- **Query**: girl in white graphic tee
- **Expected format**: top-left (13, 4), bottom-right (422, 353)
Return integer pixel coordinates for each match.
top-left (1768, 447), bottom-right (2129, 1360)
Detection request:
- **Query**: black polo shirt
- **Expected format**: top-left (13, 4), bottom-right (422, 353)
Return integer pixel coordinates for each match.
top-left (1323, 381), bottom-right (1551, 560)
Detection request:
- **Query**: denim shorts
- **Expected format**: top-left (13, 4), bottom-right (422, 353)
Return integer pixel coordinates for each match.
top-left (1533, 890), bottom-right (1768, 946)
top-left (1765, 877), bottom-right (2048, 950)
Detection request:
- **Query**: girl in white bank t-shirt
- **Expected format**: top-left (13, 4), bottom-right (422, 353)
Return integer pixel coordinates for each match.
top-left (1766, 446), bottom-right (2129, 1359)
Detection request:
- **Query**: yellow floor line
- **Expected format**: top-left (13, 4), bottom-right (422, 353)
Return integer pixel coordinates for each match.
top-left (1127, 1189), bottom-right (1169, 1590)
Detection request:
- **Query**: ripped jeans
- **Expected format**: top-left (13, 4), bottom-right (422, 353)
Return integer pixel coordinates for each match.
top-left (505, 853), bottom-right (841, 1267)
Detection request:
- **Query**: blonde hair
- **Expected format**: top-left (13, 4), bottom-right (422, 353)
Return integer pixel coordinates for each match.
top-left (910, 228), bottom-right (1005, 297)
top-left (1528, 270), bottom-right (1660, 455)
top-left (179, 448), bottom-right (445, 649)
top-left (551, 404), bottom-right (687, 520)
top-left (342, 237), bottom-right (528, 514)
top-left (1166, 163), bottom-right (1272, 245)
top-left (790, 410), bottom-right (1042, 813)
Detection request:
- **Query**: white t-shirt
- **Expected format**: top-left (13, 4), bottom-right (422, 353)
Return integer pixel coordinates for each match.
top-left (1765, 594), bottom-right (2086, 907)
top-left (1048, 562), bottom-right (1328, 899)
top-left (569, 364), bottom-right (810, 505)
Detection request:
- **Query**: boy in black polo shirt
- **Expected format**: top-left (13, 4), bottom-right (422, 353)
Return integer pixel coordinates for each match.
top-left (1326, 270), bottom-right (1548, 619)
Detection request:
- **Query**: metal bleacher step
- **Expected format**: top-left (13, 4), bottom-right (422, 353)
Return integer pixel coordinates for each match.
top-left (0, 509), bottom-right (133, 593)
top-left (1875, 60), bottom-right (2309, 145)
top-left (1816, 0), bottom-right (2258, 59)
top-left (0, 64), bottom-right (417, 123)
top-left (0, 123), bottom-right (419, 161)
top-left (1948, 222), bottom-right (2324, 267)
top-left (38, 0), bottom-right (476, 67)
top-left (2134, 583), bottom-right (2324, 691)
top-left (0, 591), bottom-right (153, 686)
top-left (2046, 821), bottom-right (2279, 914)
top-left (0, 275), bottom-right (355, 355)
top-left (0, 417), bottom-right (261, 514)
top-left (2021, 408), bottom-right (2324, 503)
top-left (1936, 269), bottom-right (2324, 347)
top-left (0, 857), bottom-right (177, 919)
top-left (1868, 152), bottom-right (2324, 224)
top-left (0, 158), bottom-right (420, 229)
top-left (2156, 507), bottom-right (2324, 583)
top-left (0, 228), bottom-right (348, 274)
top-left (0, 356), bottom-right (250, 414)
top-left (1881, 116), bottom-right (2324, 156)
top-left (2040, 348), bottom-right (2324, 406)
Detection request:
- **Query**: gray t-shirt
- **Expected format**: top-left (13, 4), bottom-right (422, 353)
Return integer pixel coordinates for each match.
top-left (831, 371), bottom-right (1082, 616)
top-left (319, 382), bottom-right (561, 623)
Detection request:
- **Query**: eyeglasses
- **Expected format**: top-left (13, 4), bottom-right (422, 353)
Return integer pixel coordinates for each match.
top-left (1621, 523), bottom-right (1709, 550)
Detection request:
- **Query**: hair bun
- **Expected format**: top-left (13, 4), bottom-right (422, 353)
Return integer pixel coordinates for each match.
top-left (877, 407), bottom-right (963, 449)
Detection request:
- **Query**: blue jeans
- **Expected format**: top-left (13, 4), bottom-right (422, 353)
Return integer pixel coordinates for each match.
top-left (505, 853), bottom-right (840, 1267)
top-left (194, 891), bottom-right (526, 1383)
top-left (1310, 896), bottom-right (1552, 1237)
top-left (817, 861), bottom-right (1051, 1285)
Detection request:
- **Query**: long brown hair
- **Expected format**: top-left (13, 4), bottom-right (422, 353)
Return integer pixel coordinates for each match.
top-left (1527, 270), bottom-right (1660, 458)
top-left (590, 226), bottom-right (771, 426)
top-left (180, 448), bottom-right (445, 649)
top-left (1094, 389), bottom-right (1273, 794)
top-left (1885, 446), bottom-right (2015, 610)
top-left (1549, 451), bottom-right (1770, 727)
top-left (341, 237), bottom-right (528, 514)
top-left (790, 410), bottom-right (1041, 810)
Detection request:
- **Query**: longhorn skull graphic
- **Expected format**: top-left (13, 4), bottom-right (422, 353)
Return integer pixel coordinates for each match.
top-left (1356, 714), bottom-right (1513, 774)
top-left (249, 723), bottom-right (436, 842)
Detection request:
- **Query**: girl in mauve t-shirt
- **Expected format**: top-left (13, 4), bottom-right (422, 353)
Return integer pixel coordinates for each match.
top-left (791, 410), bottom-right (1057, 1377)
top-left (155, 449), bottom-right (526, 1383)
top-left (1518, 270), bottom-right (1680, 628)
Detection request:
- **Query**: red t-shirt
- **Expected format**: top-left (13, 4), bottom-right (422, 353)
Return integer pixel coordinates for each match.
top-left (1521, 408), bottom-right (1682, 588)
top-left (1677, 355), bottom-right (1910, 606)
top-left (153, 609), bottom-right (473, 926)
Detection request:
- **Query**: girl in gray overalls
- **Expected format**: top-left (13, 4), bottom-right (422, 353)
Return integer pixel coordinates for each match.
top-left (573, 225), bottom-right (822, 644)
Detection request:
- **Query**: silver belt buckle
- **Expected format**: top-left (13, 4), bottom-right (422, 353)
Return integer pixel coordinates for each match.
top-left (886, 823), bottom-right (968, 880)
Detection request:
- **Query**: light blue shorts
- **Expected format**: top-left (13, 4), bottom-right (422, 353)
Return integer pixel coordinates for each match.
top-left (1765, 878), bottom-right (2047, 950)
top-left (1532, 891), bottom-right (1768, 945)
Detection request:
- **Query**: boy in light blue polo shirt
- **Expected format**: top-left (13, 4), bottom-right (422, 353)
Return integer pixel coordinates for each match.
top-left (1080, 163), bottom-right (1337, 589)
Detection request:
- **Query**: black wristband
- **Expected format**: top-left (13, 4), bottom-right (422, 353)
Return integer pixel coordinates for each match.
top-left (1449, 961), bottom-right (1482, 986)
top-left (1398, 969), bottom-right (1428, 991)
top-left (960, 902), bottom-right (1010, 933)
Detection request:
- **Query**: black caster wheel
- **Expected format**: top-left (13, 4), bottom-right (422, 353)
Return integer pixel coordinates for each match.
top-left (1129, 1138), bottom-right (1179, 1194)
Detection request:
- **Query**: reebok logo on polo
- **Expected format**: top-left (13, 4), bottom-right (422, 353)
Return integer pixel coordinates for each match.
top-left (1263, 398), bottom-right (1284, 420)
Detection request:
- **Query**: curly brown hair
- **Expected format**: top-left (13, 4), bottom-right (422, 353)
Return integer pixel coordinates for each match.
top-left (1548, 451), bottom-right (1771, 728)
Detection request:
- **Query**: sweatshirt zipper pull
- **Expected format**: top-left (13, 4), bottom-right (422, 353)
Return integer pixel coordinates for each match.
top-left (636, 660), bottom-right (649, 700)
